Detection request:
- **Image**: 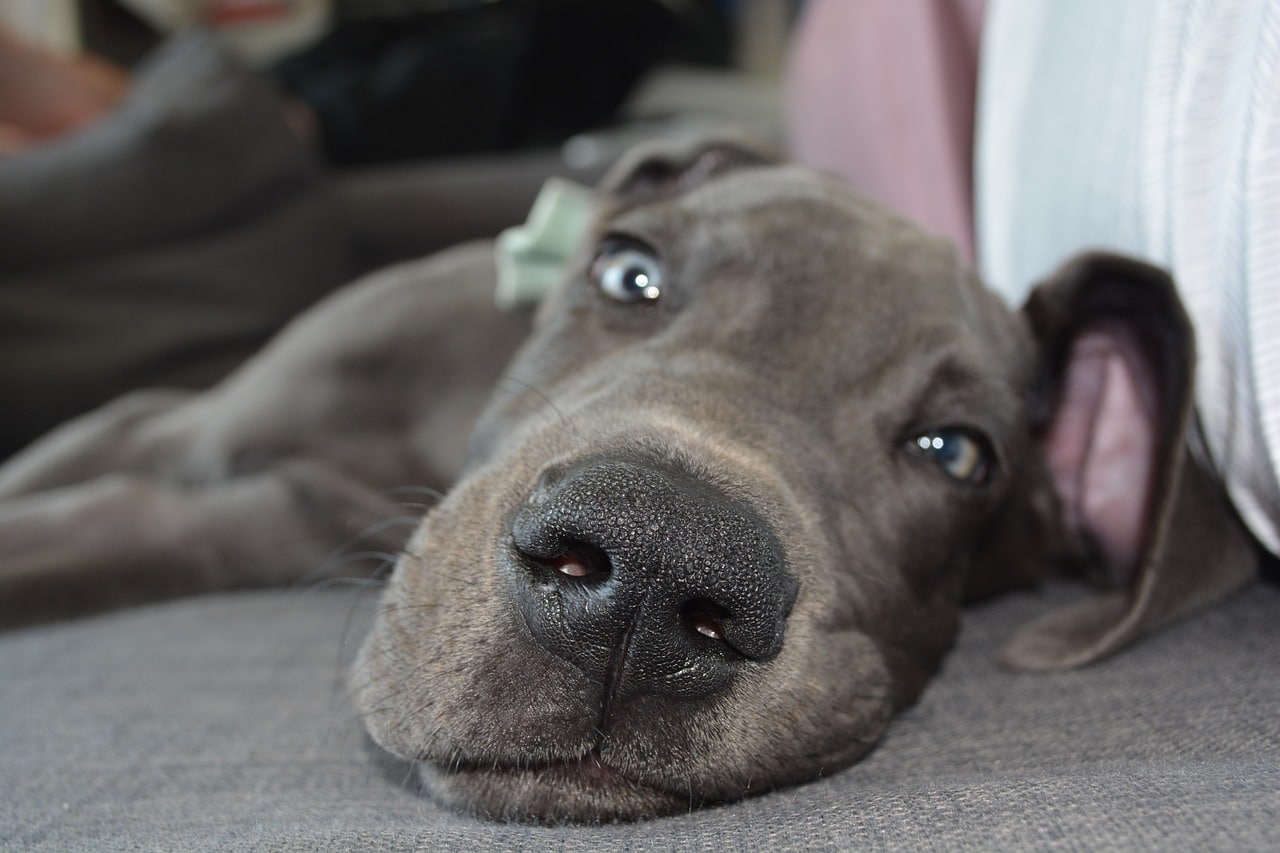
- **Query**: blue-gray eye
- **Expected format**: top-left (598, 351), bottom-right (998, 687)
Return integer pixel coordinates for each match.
top-left (591, 241), bottom-right (664, 303)
top-left (910, 429), bottom-right (994, 484)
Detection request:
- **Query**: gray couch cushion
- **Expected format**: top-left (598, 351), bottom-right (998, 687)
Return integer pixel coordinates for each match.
top-left (3, 580), bottom-right (1276, 850)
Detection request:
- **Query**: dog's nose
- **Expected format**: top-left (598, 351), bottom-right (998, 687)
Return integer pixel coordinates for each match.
top-left (507, 457), bottom-right (797, 701)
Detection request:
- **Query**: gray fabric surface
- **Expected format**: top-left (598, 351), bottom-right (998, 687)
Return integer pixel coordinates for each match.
top-left (3, 580), bottom-right (1276, 851)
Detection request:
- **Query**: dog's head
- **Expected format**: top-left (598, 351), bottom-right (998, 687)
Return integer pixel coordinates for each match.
top-left (355, 138), bottom-right (1254, 822)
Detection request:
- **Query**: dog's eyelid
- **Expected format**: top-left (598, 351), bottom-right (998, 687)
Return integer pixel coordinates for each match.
top-left (597, 229), bottom-right (659, 250)
top-left (592, 231), bottom-right (668, 266)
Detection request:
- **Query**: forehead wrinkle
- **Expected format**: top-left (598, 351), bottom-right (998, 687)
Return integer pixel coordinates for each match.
top-left (917, 351), bottom-right (1020, 429)
top-left (850, 328), bottom-right (1021, 439)
top-left (603, 167), bottom-right (855, 235)
top-left (675, 168), bottom-right (840, 216)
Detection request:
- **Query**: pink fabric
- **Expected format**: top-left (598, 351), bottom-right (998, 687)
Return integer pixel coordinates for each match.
top-left (785, 0), bottom-right (985, 260)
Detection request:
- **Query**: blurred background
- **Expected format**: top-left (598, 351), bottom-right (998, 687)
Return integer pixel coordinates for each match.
top-left (0, 0), bottom-right (797, 165)
top-left (0, 0), bottom-right (805, 459)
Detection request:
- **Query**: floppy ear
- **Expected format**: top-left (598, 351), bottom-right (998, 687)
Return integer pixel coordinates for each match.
top-left (596, 132), bottom-right (782, 200)
top-left (1000, 253), bottom-right (1259, 670)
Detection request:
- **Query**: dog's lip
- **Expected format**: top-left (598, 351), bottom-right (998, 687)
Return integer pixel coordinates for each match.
top-left (420, 746), bottom-right (679, 798)
top-left (419, 747), bottom-right (694, 822)
top-left (426, 747), bottom-right (616, 779)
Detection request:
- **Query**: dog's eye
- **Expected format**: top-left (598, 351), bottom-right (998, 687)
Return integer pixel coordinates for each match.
top-left (591, 240), bottom-right (664, 303)
top-left (909, 429), bottom-right (994, 485)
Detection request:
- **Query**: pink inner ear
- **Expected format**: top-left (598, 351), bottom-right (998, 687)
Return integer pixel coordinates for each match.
top-left (1041, 324), bottom-right (1161, 580)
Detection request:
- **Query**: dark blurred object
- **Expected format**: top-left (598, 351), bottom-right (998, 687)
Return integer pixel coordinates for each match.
top-left (77, 0), bottom-right (165, 67)
top-left (272, 0), bottom-right (731, 166)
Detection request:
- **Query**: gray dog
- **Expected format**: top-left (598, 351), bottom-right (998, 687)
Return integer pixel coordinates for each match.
top-left (0, 138), bottom-right (1260, 822)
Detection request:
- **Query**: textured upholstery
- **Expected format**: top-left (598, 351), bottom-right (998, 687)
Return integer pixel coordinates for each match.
top-left (4, 580), bottom-right (1276, 850)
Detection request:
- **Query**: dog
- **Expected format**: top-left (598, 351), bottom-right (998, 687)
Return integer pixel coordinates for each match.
top-left (0, 137), bottom-right (1260, 822)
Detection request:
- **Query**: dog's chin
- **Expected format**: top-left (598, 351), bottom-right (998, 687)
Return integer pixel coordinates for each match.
top-left (419, 755), bottom-right (693, 824)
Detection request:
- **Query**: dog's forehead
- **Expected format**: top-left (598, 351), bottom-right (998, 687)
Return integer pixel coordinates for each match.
top-left (610, 165), bottom-right (967, 293)
top-left (611, 163), bottom-right (889, 232)
top-left (603, 163), bottom-right (1023, 359)
top-left (676, 163), bottom-right (851, 210)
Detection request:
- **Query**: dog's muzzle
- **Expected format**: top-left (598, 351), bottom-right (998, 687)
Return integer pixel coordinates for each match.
top-left (505, 456), bottom-right (798, 705)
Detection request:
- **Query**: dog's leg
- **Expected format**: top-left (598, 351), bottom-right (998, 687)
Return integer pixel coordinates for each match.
top-left (0, 459), bottom-right (404, 629)
top-left (0, 388), bottom-right (191, 500)
top-left (0, 244), bottom-right (533, 628)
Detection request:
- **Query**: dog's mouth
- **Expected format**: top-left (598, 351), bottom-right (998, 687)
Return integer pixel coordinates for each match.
top-left (418, 747), bottom-right (695, 823)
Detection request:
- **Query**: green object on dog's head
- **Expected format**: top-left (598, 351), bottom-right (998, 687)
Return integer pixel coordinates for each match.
top-left (495, 178), bottom-right (596, 310)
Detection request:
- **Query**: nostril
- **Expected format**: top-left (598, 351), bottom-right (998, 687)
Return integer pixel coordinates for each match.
top-left (550, 543), bottom-right (611, 580)
top-left (681, 598), bottom-right (731, 645)
top-left (522, 540), bottom-right (613, 584)
top-left (551, 553), bottom-right (595, 579)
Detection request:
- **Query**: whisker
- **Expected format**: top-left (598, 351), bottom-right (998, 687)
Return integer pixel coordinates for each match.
top-left (298, 549), bottom-right (403, 589)
top-left (401, 753), bottom-right (420, 790)
top-left (383, 484), bottom-right (448, 504)
top-left (325, 548), bottom-right (405, 567)
top-left (498, 374), bottom-right (580, 437)
top-left (369, 599), bottom-right (445, 615)
top-left (349, 515), bottom-right (425, 541)
top-left (393, 500), bottom-right (436, 513)
top-left (308, 576), bottom-right (388, 592)
top-left (330, 592), bottom-right (391, 695)
top-left (300, 512), bottom-right (422, 587)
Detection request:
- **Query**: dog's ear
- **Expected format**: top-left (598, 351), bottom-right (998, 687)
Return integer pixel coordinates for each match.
top-left (1001, 253), bottom-right (1258, 670)
top-left (597, 133), bottom-right (782, 200)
